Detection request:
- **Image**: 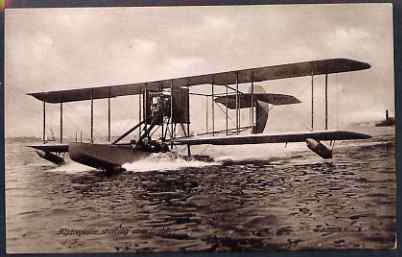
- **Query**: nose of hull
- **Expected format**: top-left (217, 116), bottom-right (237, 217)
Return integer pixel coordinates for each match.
top-left (69, 143), bottom-right (148, 171)
top-left (69, 143), bottom-right (117, 171)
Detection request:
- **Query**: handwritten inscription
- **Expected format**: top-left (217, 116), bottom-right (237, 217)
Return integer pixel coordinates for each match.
top-left (56, 224), bottom-right (177, 240)
top-left (57, 224), bottom-right (130, 240)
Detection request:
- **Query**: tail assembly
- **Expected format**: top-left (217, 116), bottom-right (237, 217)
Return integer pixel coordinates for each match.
top-left (214, 85), bottom-right (301, 134)
top-left (253, 100), bottom-right (270, 133)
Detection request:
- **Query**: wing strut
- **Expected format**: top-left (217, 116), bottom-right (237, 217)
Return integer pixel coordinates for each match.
top-left (138, 92), bottom-right (141, 139)
top-left (311, 71), bottom-right (314, 131)
top-left (144, 86), bottom-right (148, 139)
top-left (205, 96), bottom-right (208, 133)
top-left (108, 88), bottom-right (111, 142)
top-left (43, 101), bottom-right (46, 144)
top-left (238, 73), bottom-right (242, 133)
top-left (90, 89), bottom-right (94, 143)
top-left (112, 120), bottom-right (146, 144)
top-left (187, 84), bottom-right (191, 157)
top-left (250, 73), bottom-right (255, 132)
top-left (236, 72), bottom-right (239, 135)
top-left (170, 80), bottom-right (174, 148)
top-left (225, 85), bottom-right (229, 135)
top-left (325, 74), bottom-right (328, 130)
top-left (60, 102), bottom-right (63, 143)
top-left (211, 79), bottom-right (215, 136)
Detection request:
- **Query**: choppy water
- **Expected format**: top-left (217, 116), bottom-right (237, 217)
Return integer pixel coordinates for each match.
top-left (6, 126), bottom-right (396, 253)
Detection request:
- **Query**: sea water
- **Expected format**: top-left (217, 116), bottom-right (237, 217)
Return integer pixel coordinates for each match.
top-left (5, 126), bottom-right (396, 253)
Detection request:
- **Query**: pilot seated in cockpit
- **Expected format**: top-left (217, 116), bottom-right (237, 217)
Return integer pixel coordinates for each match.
top-left (133, 138), bottom-right (169, 153)
top-left (150, 97), bottom-right (163, 122)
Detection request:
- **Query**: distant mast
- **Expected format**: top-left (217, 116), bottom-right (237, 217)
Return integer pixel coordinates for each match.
top-left (375, 109), bottom-right (394, 127)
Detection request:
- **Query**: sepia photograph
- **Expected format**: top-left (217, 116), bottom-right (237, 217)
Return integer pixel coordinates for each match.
top-left (5, 3), bottom-right (396, 253)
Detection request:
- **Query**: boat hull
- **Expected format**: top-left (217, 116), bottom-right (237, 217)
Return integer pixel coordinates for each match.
top-left (69, 143), bottom-right (149, 171)
top-left (36, 150), bottom-right (65, 165)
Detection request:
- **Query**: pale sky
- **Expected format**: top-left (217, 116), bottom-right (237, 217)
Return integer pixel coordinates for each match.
top-left (5, 4), bottom-right (394, 139)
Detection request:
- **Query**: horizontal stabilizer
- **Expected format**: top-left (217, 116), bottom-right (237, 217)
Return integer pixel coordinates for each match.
top-left (175, 130), bottom-right (371, 146)
top-left (28, 58), bottom-right (369, 104)
top-left (214, 93), bottom-right (301, 109)
top-left (27, 144), bottom-right (69, 153)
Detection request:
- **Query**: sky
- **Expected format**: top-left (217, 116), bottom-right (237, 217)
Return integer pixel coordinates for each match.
top-left (5, 4), bottom-right (394, 139)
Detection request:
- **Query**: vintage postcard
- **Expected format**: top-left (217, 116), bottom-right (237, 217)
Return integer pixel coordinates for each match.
top-left (5, 3), bottom-right (396, 253)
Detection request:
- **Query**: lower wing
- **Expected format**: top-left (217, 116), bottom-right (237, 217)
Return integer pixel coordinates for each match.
top-left (174, 130), bottom-right (371, 145)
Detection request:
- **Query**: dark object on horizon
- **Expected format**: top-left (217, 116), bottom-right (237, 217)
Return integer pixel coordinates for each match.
top-left (375, 109), bottom-right (395, 127)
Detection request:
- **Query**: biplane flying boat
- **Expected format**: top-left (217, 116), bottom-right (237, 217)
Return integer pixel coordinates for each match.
top-left (28, 58), bottom-right (372, 174)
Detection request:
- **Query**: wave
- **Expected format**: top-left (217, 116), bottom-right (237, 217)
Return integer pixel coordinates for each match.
top-left (47, 159), bottom-right (93, 173)
top-left (122, 152), bottom-right (219, 172)
top-left (196, 143), bottom-right (308, 162)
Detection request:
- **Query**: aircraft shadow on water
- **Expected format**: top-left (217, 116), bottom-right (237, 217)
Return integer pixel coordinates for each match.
top-left (27, 58), bottom-right (372, 174)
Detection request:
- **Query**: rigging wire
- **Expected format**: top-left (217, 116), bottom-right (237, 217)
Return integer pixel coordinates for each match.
top-left (289, 78), bottom-right (312, 131)
top-left (59, 103), bottom-right (95, 142)
top-left (216, 103), bottom-right (235, 124)
top-left (58, 97), bottom-right (141, 143)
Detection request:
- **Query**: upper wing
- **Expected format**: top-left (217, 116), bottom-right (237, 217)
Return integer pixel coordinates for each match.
top-left (175, 130), bottom-right (371, 145)
top-left (214, 93), bottom-right (301, 109)
top-left (28, 58), bottom-right (370, 104)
